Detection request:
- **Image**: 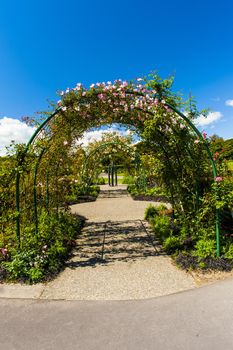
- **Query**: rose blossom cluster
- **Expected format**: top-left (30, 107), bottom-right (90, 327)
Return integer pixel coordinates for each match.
top-left (57, 78), bottom-right (165, 118)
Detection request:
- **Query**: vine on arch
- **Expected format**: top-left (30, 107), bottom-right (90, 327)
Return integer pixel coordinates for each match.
top-left (1, 73), bottom-right (232, 282)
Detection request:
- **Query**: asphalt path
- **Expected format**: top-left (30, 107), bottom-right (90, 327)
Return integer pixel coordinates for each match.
top-left (1, 277), bottom-right (233, 350)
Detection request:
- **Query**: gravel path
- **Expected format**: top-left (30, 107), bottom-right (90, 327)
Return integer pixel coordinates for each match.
top-left (70, 185), bottom-right (165, 221)
top-left (41, 185), bottom-right (196, 300)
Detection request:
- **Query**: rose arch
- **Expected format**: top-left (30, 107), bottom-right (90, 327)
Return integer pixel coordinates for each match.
top-left (81, 140), bottom-right (138, 185)
top-left (15, 74), bottom-right (220, 256)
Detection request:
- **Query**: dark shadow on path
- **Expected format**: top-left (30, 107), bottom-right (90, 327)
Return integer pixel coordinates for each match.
top-left (66, 220), bottom-right (165, 269)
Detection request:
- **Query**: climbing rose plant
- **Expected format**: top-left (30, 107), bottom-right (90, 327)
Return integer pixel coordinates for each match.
top-left (1, 73), bottom-right (232, 283)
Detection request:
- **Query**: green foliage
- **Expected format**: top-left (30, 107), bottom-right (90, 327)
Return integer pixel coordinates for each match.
top-left (193, 238), bottom-right (216, 259)
top-left (163, 236), bottom-right (182, 254)
top-left (83, 132), bottom-right (136, 183)
top-left (127, 184), bottom-right (166, 199)
top-left (92, 177), bottom-right (105, 185)
top-left (228, 160), bottom-right (233, 171)
top-left (146, 187), bottom-right (166, 197)
top-left (156, 204), bottom-right (168, 212)
top-left (144, 205), bottom-right (159, 221)
top-left (144, 204), bottom-right (167, 221)
top-left (2, 73), bottom-right (233, 276)
top-left (0, 156), bottom-right (17, 240)
top-left (151, 215), bottom-right (172, 241)
top-left (127, 184), bottom-right (137, 195)
top-left (144, 198), bottom-right (232, 270)
top-left (224, 139), bottom-right (233, 160)
top-left (224, 244), bottom-right (233, 259)
top-left (210, 135), bottom-right (233, 160)
top-left (122, 175), bottom-right (135, 184)
top-left (66, 184), bottom-right (100, 202)
top-left (3, 210), bottom-right (82, 283)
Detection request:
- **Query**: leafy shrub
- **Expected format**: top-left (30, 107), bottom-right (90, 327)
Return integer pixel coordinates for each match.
top-left (144, 205), bottom-right (158, 221)
top-left (127, 184), bottom-right (138, 195)
top-left (122, 175), bottom-right (135, 184)
top-left (144, 202), bottom-right (233, 271)
top-left (194, 238), bottom-right (216, 258)
top-left (79, 185), bottom-right (100, 197)
top-left (144, 204), bottom-right (168, 221)
top-left (128, 184), bottom-right (166, 197)
top-left (68, 184), bottom-right (100, 202)
top-left (224, 244), bottom-right (233, 259)
top-left (64, 194), bottom-right (78, 204)
top-left (146, 187), bottom-right (166, 197)
top-left (3, 210), bottom-right (83, 283)
top-left (151, 215), bottom-right (172, 241)
top-left (92, 177), bottom-right (105, 185)
top-left (156, 204), bottom-right (168, 213)
top-left (163, 236), bottom-right (182, 254)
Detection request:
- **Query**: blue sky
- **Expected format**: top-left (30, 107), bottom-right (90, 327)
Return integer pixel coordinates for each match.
top-left (0, 0), bottom-right (233, 154)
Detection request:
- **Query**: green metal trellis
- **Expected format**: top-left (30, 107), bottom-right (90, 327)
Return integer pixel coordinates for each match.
top-left (81, 140), bottom-right (136, 186)
top-left (165, 103), bottom-right (220, 257)
top-left (33, 148), bottom-right (46, 235)
top-left (107, 163), bottom-right (118, 186)
top-left (15, 95), bottom-right (221, 256)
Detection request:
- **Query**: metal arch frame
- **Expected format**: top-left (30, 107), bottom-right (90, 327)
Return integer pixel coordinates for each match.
top-left (136, 102), bottom-right (220, 255)
top-left (162, 122), bottom-right (204, 209)
top-left (15, 109), bottom-right (85, 245)
top-left (165, 103), bottom-right (220, 256)
top-left (15, 109), bottom-right (61, 246)
top-left (31, 128), bottom-right (86, 234)
top-left (15, 94), bottom-right (220, 256)
top-left (33, 147), bottom-right (47, 235)
top-left (81, 141), bottom-right (137, 184)
top-left (148, 126), bottom-right (200, 208)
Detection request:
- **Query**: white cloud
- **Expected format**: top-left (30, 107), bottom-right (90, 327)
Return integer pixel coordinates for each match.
top-left (77, 128), bottom-right (130, 147)
top-left (225, 99), bottom-right (233, 107)
top-left (194, 111), bottom-right (223, 127)
top-left (0, 119), bottom-right (136, 156)
top-left (0, 117), bottom-right (36, 156)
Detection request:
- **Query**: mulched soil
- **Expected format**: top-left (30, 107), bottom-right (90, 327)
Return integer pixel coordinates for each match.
top-left (0, 267), bottom-right (8, 282)
top-left (176, 253), bottom-right (233, 272)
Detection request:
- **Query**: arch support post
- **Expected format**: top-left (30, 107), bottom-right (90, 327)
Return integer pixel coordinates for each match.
top-left (15, 171), bottom-right (21, 250)
top-left (115, 165), bottom-right (118, 186)
top-left (111, 164), bottom-right (114, 186)
top-left (46, 171), bottom-right (49, 209)
top-left (216, 211), bottom-right (220, 257)
top-left (108, 165), bottom-right (111, 186)
top-left (14, 109), bottom-right (60, 246)
top-left (33, 148), bottom-right (46, 235)
top-left (33, 172), bottom-right (38, 235)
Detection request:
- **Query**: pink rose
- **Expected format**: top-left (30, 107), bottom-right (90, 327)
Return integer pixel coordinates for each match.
top-left (215, 176), bottom-right (222, 182)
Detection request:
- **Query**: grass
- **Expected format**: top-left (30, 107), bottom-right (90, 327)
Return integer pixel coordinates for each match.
top-left (116, 178), bottom-right (124, 184)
